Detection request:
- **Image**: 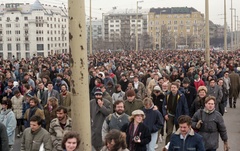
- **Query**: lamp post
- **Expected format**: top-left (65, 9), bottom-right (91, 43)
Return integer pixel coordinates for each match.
top-left (89, 0), bottom-right (93, 55)
top-left (234, 9), bottom-right (237, 50)
top-left (230, 0), bottom-right (233, 51)
top-left (205, 0), bottom-right (210, 66)
top-left (224, 0), bottom-right (227, 52)
top-left (136, 0), bottom-right (143, 51)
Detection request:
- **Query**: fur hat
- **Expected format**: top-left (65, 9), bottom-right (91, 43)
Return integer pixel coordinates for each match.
top-left (132, 109), bottom-right (145, 119)
top-left (197, 86), bottom-right (207, 93)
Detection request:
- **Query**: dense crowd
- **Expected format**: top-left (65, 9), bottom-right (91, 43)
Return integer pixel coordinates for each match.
top-left (0, 49), bottom-right (239, 151)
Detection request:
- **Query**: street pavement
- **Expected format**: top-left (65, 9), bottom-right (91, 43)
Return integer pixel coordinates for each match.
top-left (13, 99), bottom-right (240, 151)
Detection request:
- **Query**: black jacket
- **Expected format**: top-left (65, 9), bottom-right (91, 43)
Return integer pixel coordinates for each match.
top-left (0, 123), bottom-right (9, 151)
top-left (121, 122), bottom-right (151, 151)
top-left (180, 86), bottom-right (197, 109)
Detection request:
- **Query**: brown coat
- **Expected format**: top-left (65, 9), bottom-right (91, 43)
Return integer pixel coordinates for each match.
top-left (24, 108), bottom-right (45, 121)
top-left (44, 105), bottom-right (58, 131)
top-left (229, 71), bottom-right (240, 99)
top-left (60, 91), bottom-right (72, 117)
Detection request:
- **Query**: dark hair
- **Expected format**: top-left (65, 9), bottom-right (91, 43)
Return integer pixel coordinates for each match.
top-left (47, 81), bottom-right (53, 85)
top-left (178, 115), bottom-right (192, 126)
top-left (29, 97), bottom-right (39, 105)
top-left (1, 99), bottom-right (12, 109)
top-left (61, 131), bottom-right (81, 150)
top-left (104, 129), bottom-right (127, 150)
top-left (113, 100), bottom-right (124, 110)
top-left (60, 84), bottom-right (67, 88)
top-left (115, 84), bottom-right (121, 91)
top-left (56, 106), bottom-right (68, 114)
top-left (8, 79), bottom-right (14, 83)
top-left (205, 95), bottom-right (216, 104)
top-left (126, 90), bottom-right (135, 97)
top-left (30, 115), bottom-right (42, 125)
top-left (14, 89), bottom-right (20, 95)
top-left (23, 83), bottom-right (30, 90)
top-left (171, 82), bottom-right (180, 88)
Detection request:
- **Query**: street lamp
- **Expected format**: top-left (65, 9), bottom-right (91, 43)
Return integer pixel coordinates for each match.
top-left (136, 0), bottom-right (143, 51)
top-left (224, 0), bottom-right (227, 52)
top-left (89, 0), bottom-right (92, 55)
top-left (205, 0), bottom-right (210, 66)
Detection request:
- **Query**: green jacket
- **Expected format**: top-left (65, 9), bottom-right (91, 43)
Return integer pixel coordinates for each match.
top-left (21, 127), bottom-right (52, 151)
top-left (124, 99), bottom-right (143, 116)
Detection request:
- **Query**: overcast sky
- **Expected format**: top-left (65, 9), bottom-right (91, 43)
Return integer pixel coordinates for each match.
top-left (1, 0), bottom-right (240, 26)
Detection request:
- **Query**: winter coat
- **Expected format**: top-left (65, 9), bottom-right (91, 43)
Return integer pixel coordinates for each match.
top-left (24, 107), bottom-right (45, 128)
top-left (11, 95), bottom-right (24, 119)
top-left (21, 127), bottom-right (52, 151)
top-left (142, 106), bottom-right (164, 133)
top-left (162, 91), bottom-right (189, 125)
top-left (169, 128), bottom-right (205, 151)
top-left (2, 86), bottom-right (18, 99)
top-left (192, 109), bottom-right (228, 150)
top-left (181, 86), bottom-right (197, 109)
top-left (90, 98), bottom-right (112, 149)
top-left (124, 99), bottom-right (143, 116)
top-left (112, 91), bottom-right (125, 104)
top-left (0, 109), bottom-right (16, 145)
top-left (37, 87), bottom-right (48, 104)
top-left (229, 71), bottom-right (240, 99)
top-left (0, 123), bottom-right (9, 151)
top-left (151, 93), bottom-right (165, 115)
top-left (42, 90), bottom-right (60, 107)
top-left (101, 146), bottom-right (129, 151)
top-left (60, 91), bottom-right (72, 117)
top-left (190, 96), bottom-right (206, 117)
top-left (44, 105), bottom-right (58, 131)
top-left (49, 117), bottom-right (72, 151)
top-left (121, 122), bottom-right (151, 151)
top-left (194, 79), bottom-right (205, 91)
top-left (206, 85), bottom-right (223, 111)
top-left (134, 81), bottom-right (146, 100)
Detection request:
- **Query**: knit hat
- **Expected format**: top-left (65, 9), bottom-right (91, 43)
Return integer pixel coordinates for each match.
top-left (132, 110), bottom-right (146, 119)
top-left (153, 85), bottom-right (161, 91)
top-left (194, 74), bottom-right (199, 80)
top-left (182, 77), bottom-right (190, 84)
top-left (197, 86), bottom-right (207, 93)
top-left (94, 88), bottom-right (103, 95)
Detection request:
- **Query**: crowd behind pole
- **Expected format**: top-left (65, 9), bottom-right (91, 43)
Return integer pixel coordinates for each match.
top-left (0, 49), bottom-right (239, 151)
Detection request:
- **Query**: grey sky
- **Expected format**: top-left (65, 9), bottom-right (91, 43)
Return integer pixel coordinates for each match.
top-left (1, 0), bottom-right (240, 26)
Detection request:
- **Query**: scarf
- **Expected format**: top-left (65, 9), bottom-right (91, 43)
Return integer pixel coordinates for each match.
top-left (29, 106), bottom-right (37, 120)
top-left (128, 122), bottom-right (139, 151)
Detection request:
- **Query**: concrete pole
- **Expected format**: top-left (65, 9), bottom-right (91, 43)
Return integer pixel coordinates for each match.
top-left (234, 9), bottom-right (237, 50)
top-left (237, 16), bottom-right (239, 49)
top-left (205, 0), bottom-right (210, 66)
top-left (68, 0), bottom-right (91, 150)
top-left (136, 1), bottom-right (138, 51)
top-left (159, 24), bottom-right (162, 50)
top-left (224, 0), bottom-right (227, 52)
top-left (231, 0), bottom-right (233, 51)
top-left (89, 0), bottom-right (93, 55)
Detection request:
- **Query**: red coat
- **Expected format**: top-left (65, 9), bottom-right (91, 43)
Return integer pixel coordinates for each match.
top-left (194, 79), bottom-right (205, 91)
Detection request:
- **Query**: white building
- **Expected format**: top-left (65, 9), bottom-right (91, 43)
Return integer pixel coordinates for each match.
top-left (86, 20), bottom-right (103, 40)
top-left (0, 0), bottom-right (68, 59)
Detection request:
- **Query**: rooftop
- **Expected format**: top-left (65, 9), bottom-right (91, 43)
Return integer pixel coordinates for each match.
top-left (150, 7), bottom-right (198, 14)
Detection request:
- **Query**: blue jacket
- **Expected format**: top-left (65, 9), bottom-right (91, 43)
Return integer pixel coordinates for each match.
top-left (169, 128), bottom-right (205, 151)
top-left (0, 109), bottom-right (16, 145)
top-left (142, 106), bottom-right (164, 133)
top-left (162, 91), bottom-right (189, 125)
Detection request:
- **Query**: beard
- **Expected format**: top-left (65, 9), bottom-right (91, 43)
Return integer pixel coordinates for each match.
top-left (116, 109), bottom-right (124, 115)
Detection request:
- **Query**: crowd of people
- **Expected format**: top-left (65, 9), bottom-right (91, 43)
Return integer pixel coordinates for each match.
top-left (0, 49), bottom-right (239, 151)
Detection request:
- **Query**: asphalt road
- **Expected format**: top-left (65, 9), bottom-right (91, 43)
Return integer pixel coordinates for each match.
top-left (13, 99), bottom-right (240, 151)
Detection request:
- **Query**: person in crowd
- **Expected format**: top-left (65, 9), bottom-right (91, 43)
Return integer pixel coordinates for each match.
top-left (121, 109), bottom-right (151, 151)
top-left (53, 74), bottom-right (69, 93)
top-left (206, 79), bottom-right (223, 111)
top-left (181, 77), bottom-right (197, 110)
top-left (168, 115), bottom-right (205, 150)
top-left (21, 115), bottom-right (52, 151)
top-left (23, 72), bottom-right (35, 90)
top-left (106, 81), bottom-right (115, 96)
top-left (162, 82), bottom-right (189, 144)
top-left (2, 79), bottom-right (18, 99)
top-left (142, 98), bottom-right (164, 151)
top-left (133, 75), bottom-right (146, 100)
top-left (161, 82), bottom-right (170, 94)
top-left (193, 74), bottom-right (205, 91)
top-left (0, 122), bottom-right (9, 151)
top-left (24, 97), bottom-right (45, 128)
top-left (102, 129), bottom-right (129, 151)
top-left (124, 90), bottom-right (143, 116)
top-left (222, 71), bottom-right (230, 112)
top-left (228, 69), bottom-right (240, 108)
top-left (0, 99), bottom-right (16, 149)
top-left (61, 131), bottom-right (81, 151)
top-left (37, 81), bottom-right (48, 107)
top-left (192, 96), bottom-right (230, 151)
top-left (44, 97), bottom-right (58, 131)
top-left (43, 81), bottom-right (60, 106)
top-left (100, 84), bottom-right (113, 106)
top-left (60, 84), bottom-right (72, 117)
top-left (112, 84), bottom-right (125, 104)
top-left (102, 100), bottom-right (129, 141)
top-left (49, 106), bottom-right (72, 151)
top-left (217, 78), bottom-right (228, 115)
top-left (90, 88), bottom-right (112, 151)
top-left (147, 73), bottom-right (159, 96)
top-left (190, 86), bottom-right (208, 117)
top-left (11, 90), bottom-right (24, 137)
top-left (119, 74), bottom-right (129, 92)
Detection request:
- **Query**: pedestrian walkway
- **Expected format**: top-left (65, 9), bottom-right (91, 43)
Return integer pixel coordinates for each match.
top-left (155, 98), bottom-right (240, 151)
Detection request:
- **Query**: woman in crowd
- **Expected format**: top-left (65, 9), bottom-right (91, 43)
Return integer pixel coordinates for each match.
top-left (61, 131), bottom-right (81, 151)
top-left (44, 97), bottom-right (58, 131)
top-left (121, 109), bottom-right (151, 151)
top-left (101, 129), bottom-right (129, 151)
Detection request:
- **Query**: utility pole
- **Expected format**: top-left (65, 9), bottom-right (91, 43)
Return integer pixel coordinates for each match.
top-left (69, 0), bottom-right (91, 150)
top-left (224, 0), bottom-right (227, 52)
top-left (234, 9), bottom-right (237, 50)
top-left (231, 0), bottom-right (233, 51)
top-left (89, 0), bottom-right (93, 55)
top-left (205, 0), bottom-right (210, 66)
top-left (136, 0), bottom-right (143, 51)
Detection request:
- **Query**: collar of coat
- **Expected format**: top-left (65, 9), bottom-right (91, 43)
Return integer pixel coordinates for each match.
top-left (175, 128), bottom-right (194, 136)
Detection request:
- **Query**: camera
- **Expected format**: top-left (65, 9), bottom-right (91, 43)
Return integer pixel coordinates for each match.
top-left (133, 136), bottom-right (140, 142)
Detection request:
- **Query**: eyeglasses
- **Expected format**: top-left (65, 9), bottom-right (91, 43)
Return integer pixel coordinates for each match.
top-left (154, 91), bottom-right (160, 93)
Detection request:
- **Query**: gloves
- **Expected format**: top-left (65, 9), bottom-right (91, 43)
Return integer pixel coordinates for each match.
top-left (224, 141), bottom-right (230, 151)
top-left (196, 120), bottom-right (203, 129)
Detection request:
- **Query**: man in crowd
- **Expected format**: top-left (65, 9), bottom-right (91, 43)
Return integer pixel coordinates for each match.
top-left (133, 75), bottom-right (146, 99)
top-left (60, 84), bottom-right (72, 117)
top-left (181, 77), bottom-right (197, 110)
top-left (124, 90), bottom-right (143, 116)
top-left (228, 69), bottom-right (240, 108)
top-left (37, 81), bottom-right (47, 107)
top-left (43, 81), bottom-right (60, 106)
top-left (49, 106), bottom-right (72, 151)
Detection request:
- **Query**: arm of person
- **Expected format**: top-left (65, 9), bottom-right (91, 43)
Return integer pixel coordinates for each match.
top-left (6, 113), bottom-right (17, 136)
top-left (49, 123), bottom-right (58, 149)
top-left (182, 96), bottom-right (189, 115)
top-left (20, 130), bottom-right (26, 151)
top-left (217, 114), bottom-right (228, 142)
top-left (196, 135), bottom-right (205, 151)
top-left (43, 133), bottom-right (53, 151)
top-left (152, 111), bottom-right (164, 132)
top-left (191, 110), bottom-right (200, 129)
top-left (139, 126), bottom-right (151, 145)
top-left (101, 119), bottom-right (109, 141)
top-left (98, 101), bottom-right (112, 116)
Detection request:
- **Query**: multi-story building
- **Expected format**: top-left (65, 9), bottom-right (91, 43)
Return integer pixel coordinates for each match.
top-left (0, 0), bottom-right (68, 59)
top-left (103, 8), bottom-right (149, 50)
top-left (148, 7), bottom-right (204, 49)
top-left (86, 20), bottom-right (103, 50)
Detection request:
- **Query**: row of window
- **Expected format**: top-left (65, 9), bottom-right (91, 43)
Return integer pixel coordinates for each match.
top-left (1, 16), bottom-right (67, 22)
top-left (0, 43), bottom-right (29, 51)
top-left (150, 20), bottom-right (199, 26)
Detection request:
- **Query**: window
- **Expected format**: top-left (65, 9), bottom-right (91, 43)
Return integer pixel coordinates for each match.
top-left (25, 44), bottom-right (29, 51)
top-left (0, 44), bottom-right (3, 50)
top-left (16, 43), bottom-right (21, 51)
top-left (7, 43), bottom-right (12, 51)
top-left (6, 24), bottom-right (11, 28)
top-left (174, 21), bottom-right (177, 24)
top-left (24, 17), bottom-right (28, 20)
top-left (37, 44), bottom-right (44, 50)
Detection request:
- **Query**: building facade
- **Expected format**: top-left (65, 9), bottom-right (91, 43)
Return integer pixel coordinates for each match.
top-left (86, 20), bottom-right (103, 51)
top-left (103, 8), bottom-right (150, 50)
top-left (148, 7), bottom-right (204, 50)
top-left (0, 0), bottom-right (68, 59)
